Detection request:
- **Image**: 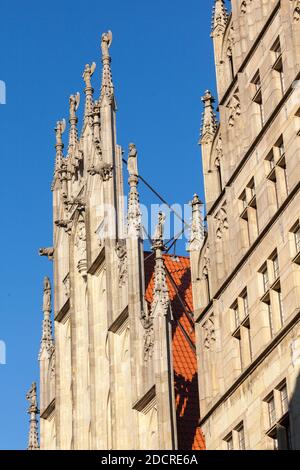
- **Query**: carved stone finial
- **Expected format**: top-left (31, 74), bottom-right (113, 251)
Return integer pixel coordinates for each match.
top-left (127, 143), bottom-right (138, 177)
top-left (26, 382), bottom-right (38, 412)
top-left (55, 119), bottom-right (66, 149)
top-left (188, 194), bottom-right (205, 252)
top-left (82, 63), bottom-right (96, 126)
top-left (101, 31), bottom-right (113, 59)
top-left (211, 0), bottom-right (228, 38)
top-left (53, 119), bottom-right (66, 182)
top-left (152, 212), bottom-right (166, 248)
top-left (82, 62), bottom-right (96, 89)
top-left (151, 213), bottom-right (169, 317)
top-left (39, 278), bottom-right (54, 360)
top-left (26, 382), bottom-right (39, 451)
top-left (100, 31), bottom-right (114, 101)
top-left (127, 143), bottom-right (141, 238)
top-left (68, 93), bottom-right (80, 153)
top-left (200, 90), bottom-right (218, 144)
top-left (92, 100), bottom-right (101, 153)
top-left (43, 277), bottom-right (51, 313)
top-left (39, 247), bottom-right (54, 261)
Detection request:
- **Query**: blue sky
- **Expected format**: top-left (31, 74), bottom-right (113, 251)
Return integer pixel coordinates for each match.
top-left (0, 0), bottom-right (223, 449)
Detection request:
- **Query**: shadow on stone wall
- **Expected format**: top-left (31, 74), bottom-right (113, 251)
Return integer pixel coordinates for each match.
top-left (287, 373), bottom-right (300, 450)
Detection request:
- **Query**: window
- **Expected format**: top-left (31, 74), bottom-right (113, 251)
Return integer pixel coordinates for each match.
top-left (278, 139), bottom-right (285, 159)
top-left (242, 292), bottom-right (249, 318)
top-left (271, 38), bottom-right (285, 94)
top-left (267, 394), bottom-right (276, 427)
top-left (279, 384), bottom-right (289, 415)
top-left (266, 137), bottom-right (288, 210)
top-left (226, 433), bottom-right (234, 450)
top-left (224, 423), bottom-right (246, 450)
top-left (240, 190), bottom-right (247, 211)
top-left (239, 179), bottom-right (259, 246)
top-left (266, 149), bottom-right (275, 172)
top-left (251, 71), bottom-right (264, 126)
top-left (272, 255), bottom-right (279, 280)
top-left (233, 301), bottom-right (240, 329)
top-left (295, 227), bottom-right (300, 253)
top-left (253, 72), bottom-right (262, 94)
top-left (232, 290), bottom-right (252, 370)
top-left (262, 264), bottom-right (269, 293)
top-left (237, 424), bottom-right (246, 450)
top-left (264, 382), bottom-right (291, 449)
top-left (260, 253), bottom-right (285, 336)
top-left (291, 222), bottom-right (300, 264)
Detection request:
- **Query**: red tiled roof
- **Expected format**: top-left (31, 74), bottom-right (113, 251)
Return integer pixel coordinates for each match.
top-left (144, 252), bottom-right (205, 451)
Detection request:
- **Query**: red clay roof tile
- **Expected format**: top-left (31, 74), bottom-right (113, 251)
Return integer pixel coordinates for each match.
top-left (144, 252), bottom-right (205, 451)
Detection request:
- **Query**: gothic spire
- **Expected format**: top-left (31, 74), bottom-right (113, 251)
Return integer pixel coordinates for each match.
top-left (68, 93), bottom-right (80, 153)
top-left (211, 0), bottom-right (228, 38)
top-left (151, 213), bottom-right (169, 316)
top-left (200, 90), bottom-right (218, 144)
top-left (127, 143), bottom-right (141, 238)
top-left (26, 382), bottom-right (39, 451)
top-left (100, 31), bottom-right (114, 103)
top-left (53, 119), bottom-right (66, 181)
top-left (82, 63), bottom-right (96, 127)
top-left (189, 194), bottom-right (205, 252)
top-left (39, 277), bottom-right (54, 360)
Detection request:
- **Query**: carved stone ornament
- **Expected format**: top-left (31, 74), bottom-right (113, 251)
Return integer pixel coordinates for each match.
top-left (127, 143), bottom-right (138, 177)
top-left (211, 0), bottom-right (228, 38)
top-left (216, 134), bottom-right (223, 162)
top-left (240, 0), bottom-right (253, 15)
top-left (189, 194), bottom-right (204, 252)
top-left (140, 309), bottom-right (154, 362)
top-left (39, 247), bottom-right (54, 260)
top-left (75, 214), bottom-right (87, 278)
top-left (227, 92), bottom-right (241, 128)
top-left (26, 382), bottom-right (38, 413)
top-left (203, 314), bottom-right (216, 351)
top-left (215, 205), bottom-right (229, 239)
top-left (43, 277), bottom-right (51, 312)
top-left (88, 162), bottom-right (114, 181)
top-left (55, 219), bottom-right (72, 234)
top-left (203, 243), bottom-right (210, 270)
top-left (116, 241), bottom-right (128, 287)
top-left (293, 0), bottom-right (300, 22)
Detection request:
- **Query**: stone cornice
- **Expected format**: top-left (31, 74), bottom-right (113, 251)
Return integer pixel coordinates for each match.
top-left (132, 385), bottom-right (156, 414)
top-left (55, 299), bottom-right (70, 323)
top-left (108, 307), bottom-right (129, 334)
top-left (199, 309), bottom-right (300, 426)
top-left (40, 399), bottom-right (55, 420)
top-left (87, 247), bottom-right (105, 275)
top-left (197, 179), bottom-right (300, 324)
